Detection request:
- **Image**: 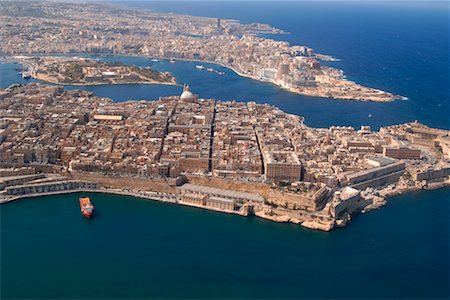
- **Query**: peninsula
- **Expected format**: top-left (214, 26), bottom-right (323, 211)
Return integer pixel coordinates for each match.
top-left (14, 56), bottom-right (176, 86)
top-left (0, 83), bottom-right (448, 231)
top-left (0, 1), bottom-right (404, 102)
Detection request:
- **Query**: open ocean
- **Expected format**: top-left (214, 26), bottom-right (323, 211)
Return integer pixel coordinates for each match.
top-left (1, 1), bottom-right (449, 299)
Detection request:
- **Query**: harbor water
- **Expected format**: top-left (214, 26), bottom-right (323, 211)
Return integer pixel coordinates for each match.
top-left (1, 188), bottom-right (449, 299)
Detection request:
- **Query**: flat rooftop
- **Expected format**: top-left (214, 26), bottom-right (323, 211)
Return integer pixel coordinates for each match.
top-left (263, 150), bottom-right (300, 165)
top-left (366, 156), bottom-right (396, 166)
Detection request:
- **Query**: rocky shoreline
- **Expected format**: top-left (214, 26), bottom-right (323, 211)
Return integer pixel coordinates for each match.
top-left (6, 53), bottom-right (402, 102)
top-left (146, 56), bottom-right (404, 102)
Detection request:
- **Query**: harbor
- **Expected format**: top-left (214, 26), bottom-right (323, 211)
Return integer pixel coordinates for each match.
top-left (2, 186), bottom-right (449, 299)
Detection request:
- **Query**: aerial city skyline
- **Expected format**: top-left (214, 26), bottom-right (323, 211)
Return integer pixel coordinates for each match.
top-left (1, 1), bottom-right (448, 299)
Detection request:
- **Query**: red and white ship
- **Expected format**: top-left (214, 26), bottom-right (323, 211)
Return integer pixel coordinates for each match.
top-left (79, 197), bottom-right (94, 218)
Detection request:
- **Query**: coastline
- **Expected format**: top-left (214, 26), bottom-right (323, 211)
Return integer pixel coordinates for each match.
top-left (146, 56), bottom-right (405, 102)
top-left (0, 83), bottom-right (450, 231)
top-left (2, 180), bottom-right (448, 231)
top-left (0, 188), bottom-right (248, 218)
top-left (9, 55), bottom-right (178, 87)
top-left (4, 53), bottom-right (404, 102)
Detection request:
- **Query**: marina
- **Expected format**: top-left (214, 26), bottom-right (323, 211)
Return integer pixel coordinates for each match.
top-left (196, 64), bottom-right (224, 75)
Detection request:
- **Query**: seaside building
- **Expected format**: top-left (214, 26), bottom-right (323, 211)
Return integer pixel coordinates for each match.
top-left (178, 183), bottom-right (264, 211)
top-left (325, 187), bottom-right (365, 220)
top-left (0, 173), bottom-right (45, 190)
top-left (344, 161), bottom-right (406, 190)
top-left (5, 180), bottom-right (97, 195)
top-left (411, 165), bottom-right (450, 182)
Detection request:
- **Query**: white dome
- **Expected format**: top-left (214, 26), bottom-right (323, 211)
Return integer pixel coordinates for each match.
top-left (180, 84), bottom-right (195, 101)
top-left (180, 90), bottom-right (195, 101)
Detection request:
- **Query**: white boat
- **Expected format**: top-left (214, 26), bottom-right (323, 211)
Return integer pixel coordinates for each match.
top-left (196, 65), bottom-right (205, 70)
top-left (169, 59), bottom-right (176, 63)
top-left (206, 68), bottom-right (214, 72)
top-left (150, 58), bottom-right (159, 62)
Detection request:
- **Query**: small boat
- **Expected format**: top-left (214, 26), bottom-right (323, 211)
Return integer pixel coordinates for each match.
top-left (79, 197), bottom-right (94, 218)
top-left (206, 68), bottom-right (214, 72)
top-left (368, 113), bottom-right (372, 118)
top-left (216, 71), bottom-right (225, 75)
top-left (169, 59), bottom-right (176, 63)
top-left (196, 65), bottom-right (205, 70)
top-left (150, 58), bottom-right (159, 62)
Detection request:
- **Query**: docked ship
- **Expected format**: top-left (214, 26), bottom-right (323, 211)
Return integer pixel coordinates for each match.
top-left (79, 197), bottom-right (94, 218)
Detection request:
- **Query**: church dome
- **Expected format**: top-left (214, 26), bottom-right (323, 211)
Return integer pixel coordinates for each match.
top-left (180, 90), bottom-right (194, 101)
top-left (180, 84), bottom-right (195, 101)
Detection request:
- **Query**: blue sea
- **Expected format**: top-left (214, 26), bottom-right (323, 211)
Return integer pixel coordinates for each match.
top-left (2, 189), bottom-right (449, 299)
top-left (1, 1), bottom-right (449, 299)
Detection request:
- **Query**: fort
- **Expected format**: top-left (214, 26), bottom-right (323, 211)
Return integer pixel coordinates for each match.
top-left (12, 56), bottom-right (176, 86)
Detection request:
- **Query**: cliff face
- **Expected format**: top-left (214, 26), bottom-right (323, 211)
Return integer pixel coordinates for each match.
top-left (301, 220), bottom-right (334, 231)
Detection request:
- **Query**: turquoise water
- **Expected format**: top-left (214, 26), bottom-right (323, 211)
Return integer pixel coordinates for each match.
top-left (1, 1), bottom-right (449, 298)
top-left (1, 188), bottom-right (449, 299)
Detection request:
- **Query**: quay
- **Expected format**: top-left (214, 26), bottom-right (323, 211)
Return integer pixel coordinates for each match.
top-left (2, 169), bottom-right (449, 231)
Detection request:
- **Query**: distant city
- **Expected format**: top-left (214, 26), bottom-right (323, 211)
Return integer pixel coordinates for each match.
top-left (0, 1), bottom-right (404, 101)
